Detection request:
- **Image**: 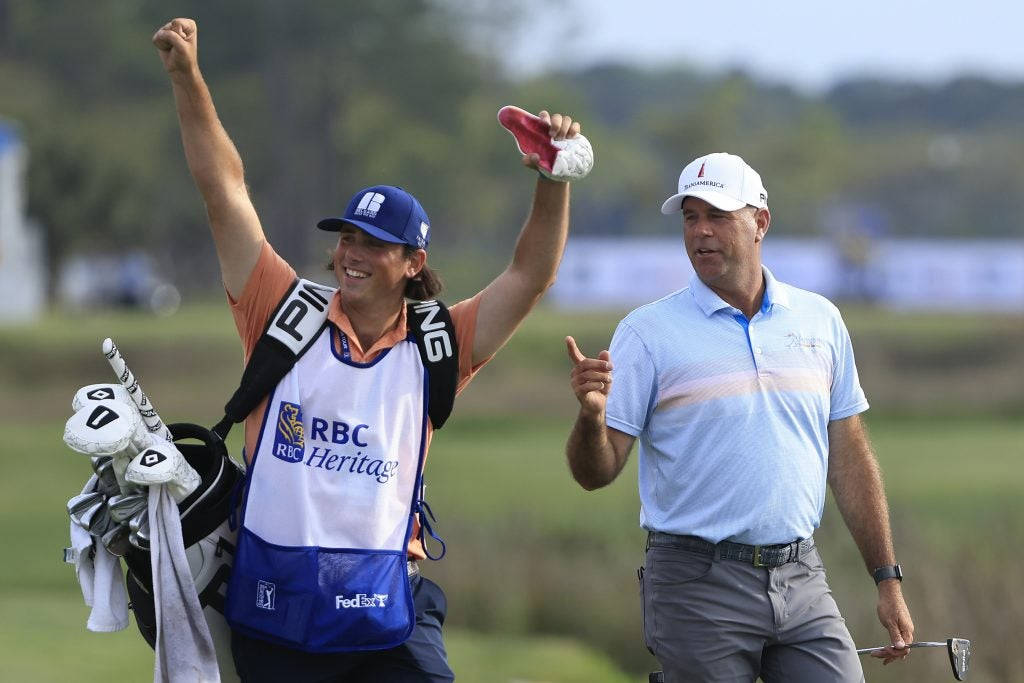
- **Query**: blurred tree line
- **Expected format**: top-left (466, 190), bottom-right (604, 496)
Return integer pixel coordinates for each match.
top-left (2, 0), bottom-right (1023, 299)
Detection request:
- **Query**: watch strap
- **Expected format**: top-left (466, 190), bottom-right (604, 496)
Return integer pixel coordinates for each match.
top-left (872, 564), bottom-right (903, 585)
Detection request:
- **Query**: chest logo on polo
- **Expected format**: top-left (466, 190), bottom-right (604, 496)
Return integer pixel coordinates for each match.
top-left (786, 333), bottom-right (821, 349)
top-left (272, 401), bottom-right (305, 463)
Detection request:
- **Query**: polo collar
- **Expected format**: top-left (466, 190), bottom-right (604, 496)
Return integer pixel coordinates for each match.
top-left (689, 265), bottom-right (791, 317)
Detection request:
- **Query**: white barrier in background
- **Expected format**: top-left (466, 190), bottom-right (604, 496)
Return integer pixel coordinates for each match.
top-left (550, 237), bottom-right (1024, 312)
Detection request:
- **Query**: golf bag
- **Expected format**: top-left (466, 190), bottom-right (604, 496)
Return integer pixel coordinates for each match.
top-left (122, 421), bottom-right (244, 680)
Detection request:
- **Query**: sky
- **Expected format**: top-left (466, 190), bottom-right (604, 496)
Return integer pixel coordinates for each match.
top-left (504, 0), bottom-right (1024, 92)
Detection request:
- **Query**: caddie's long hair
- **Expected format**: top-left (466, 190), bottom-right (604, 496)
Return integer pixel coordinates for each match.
top-left (326, 246), bottom-right (443, 301)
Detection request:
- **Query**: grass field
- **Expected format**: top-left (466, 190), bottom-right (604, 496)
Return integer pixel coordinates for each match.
top-left (1, 301), bottom-right (1021, 682)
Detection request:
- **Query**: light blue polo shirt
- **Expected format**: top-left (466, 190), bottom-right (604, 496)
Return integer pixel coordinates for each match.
top-left (606, 266), bottom-right (868, 545)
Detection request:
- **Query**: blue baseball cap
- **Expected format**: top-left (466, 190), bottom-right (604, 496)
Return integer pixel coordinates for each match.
top-left (317, 185), bottom-right (431, 250)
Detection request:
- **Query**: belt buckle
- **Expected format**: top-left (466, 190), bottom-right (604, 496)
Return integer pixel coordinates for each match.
top-left (752, 545), bottom-right (766, 567)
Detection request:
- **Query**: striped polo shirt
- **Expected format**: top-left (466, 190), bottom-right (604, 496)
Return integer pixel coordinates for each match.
top-left (606, 266), bottom-right (868, 545)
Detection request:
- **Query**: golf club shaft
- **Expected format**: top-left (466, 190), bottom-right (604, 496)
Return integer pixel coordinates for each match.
top-left (857, 641), bottom-right (946, 654)
top-left (102, 338), bottom-right (172, 441)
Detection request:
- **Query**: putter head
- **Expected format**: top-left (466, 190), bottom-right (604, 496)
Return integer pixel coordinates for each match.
top-left (948, 638), bottom-right (971, 681)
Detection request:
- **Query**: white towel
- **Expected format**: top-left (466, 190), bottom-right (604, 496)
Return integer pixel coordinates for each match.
top-left (149, 483), bottom-right (220, 683)
top-left (71, 474), bottom-right (130, 632)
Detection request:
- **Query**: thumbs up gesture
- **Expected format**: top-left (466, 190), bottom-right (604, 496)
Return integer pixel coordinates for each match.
top-left (565, 335), bottom-right (613, 414)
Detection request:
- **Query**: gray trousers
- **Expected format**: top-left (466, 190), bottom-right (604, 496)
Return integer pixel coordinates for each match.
top-left (642, 537), bottom-right (864, 683)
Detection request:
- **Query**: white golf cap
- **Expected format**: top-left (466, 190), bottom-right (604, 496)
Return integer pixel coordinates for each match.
top-left (660, 152), bottom-right (768, 214)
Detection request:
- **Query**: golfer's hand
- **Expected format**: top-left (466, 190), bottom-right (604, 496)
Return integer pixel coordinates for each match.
top-left (566, 336), bottom-right (612, 415)
top-left (871, 582), bottom-right (914, 665)
top-left (521, 111), bottom-right (581, 171)
top-left (153, 18), bottom-right (198, 75)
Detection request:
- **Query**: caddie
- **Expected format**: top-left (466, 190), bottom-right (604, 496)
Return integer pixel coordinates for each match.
top-left (564, 153), bottom-right (914, 682)
top-left (153, 16), bottom-right (592, 683)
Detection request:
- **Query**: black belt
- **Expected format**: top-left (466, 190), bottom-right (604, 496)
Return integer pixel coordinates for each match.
top-left (648, 532), bottom-right (814, 568)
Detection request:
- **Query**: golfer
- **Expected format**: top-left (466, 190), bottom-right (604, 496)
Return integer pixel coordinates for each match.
top-left (564, 153), bottom-right (914, 682)
top-left (155, 17), bottom-right (583, 682)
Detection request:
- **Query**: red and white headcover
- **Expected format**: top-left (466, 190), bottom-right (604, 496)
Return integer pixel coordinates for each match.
top-left (498, 105), bottom-right (594, 181)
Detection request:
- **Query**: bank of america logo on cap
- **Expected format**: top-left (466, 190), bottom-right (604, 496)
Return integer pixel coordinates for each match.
top-left (317, 184), bottom-right (431, 250)
top-left (660, 152), bottom-right (768, 214)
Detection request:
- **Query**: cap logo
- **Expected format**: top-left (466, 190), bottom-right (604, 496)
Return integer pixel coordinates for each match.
top-left (416, 221), bottom-right (429, 248)
top-left (354, 192), bottom-right (385, 219)
top-left (697, 162), bottom-right (706, 178)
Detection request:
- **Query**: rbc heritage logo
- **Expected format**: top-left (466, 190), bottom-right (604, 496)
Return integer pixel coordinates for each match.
top-left (273, 401), bottom-right (305, 463)
top-left (257, 580), bottom-right (276, 610)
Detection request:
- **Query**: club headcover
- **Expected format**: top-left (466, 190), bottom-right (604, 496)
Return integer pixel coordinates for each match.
top-left (72, 383), bottom-right (133, 412)
top-left (125, 440), bottom-right (201, 503)
top-left (64, 399), bottom-right (146, 456)
top-left (498, 105), bottom-right (594, 182)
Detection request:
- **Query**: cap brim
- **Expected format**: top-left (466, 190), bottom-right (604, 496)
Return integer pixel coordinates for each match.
top-left (660, 191), bottom-right (747, 214)
top-left (316, 218), bottom-right (407, 245)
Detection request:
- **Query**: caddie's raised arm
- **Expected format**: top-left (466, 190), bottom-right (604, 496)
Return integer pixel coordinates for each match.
top-left (153, 18), bottom-right (264, 299)
top-left (564, 336), bottom-right (635, 490)
top-left (471, 110), bottom-right (590, 366)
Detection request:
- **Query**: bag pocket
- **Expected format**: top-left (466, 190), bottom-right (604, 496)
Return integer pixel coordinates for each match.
top-left (225, 528), bottom-right (316, 646)
top-left (306, 550), bottom-right (414, 651)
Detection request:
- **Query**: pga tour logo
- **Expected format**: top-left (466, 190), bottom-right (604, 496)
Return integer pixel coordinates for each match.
top-left (272, 401), bottom-right (305, 463)
top-left (336, 593), bottom-right (388, 609)
top-left (257, 580), bottom-right (276, 611)
top-left (354, 192), bottom-right (385, 219)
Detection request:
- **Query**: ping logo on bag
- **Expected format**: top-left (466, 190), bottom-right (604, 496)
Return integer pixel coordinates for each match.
top-left (335, 593), bottom-right (388, 609)
top-left (273, 401), bottom-right (305, 463)
top-left (412, 300), bottom-right (453, 363)
top-left (257, 580), bottom-right (276, 610)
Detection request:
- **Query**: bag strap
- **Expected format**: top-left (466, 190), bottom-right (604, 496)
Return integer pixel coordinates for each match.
top-left (406, 299), bottom-right (459, 429)
top-left (213, 280), bottom-right (460, 438)
top-left (213, 278), bottom-right (332, 439)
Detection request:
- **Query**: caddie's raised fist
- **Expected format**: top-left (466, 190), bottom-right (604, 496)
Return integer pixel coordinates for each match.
top-left (153, 18), bottom-right (198, 75)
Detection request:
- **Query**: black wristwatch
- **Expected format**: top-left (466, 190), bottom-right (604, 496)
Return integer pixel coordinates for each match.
top-left (872, 564), bottom-right (903, 585)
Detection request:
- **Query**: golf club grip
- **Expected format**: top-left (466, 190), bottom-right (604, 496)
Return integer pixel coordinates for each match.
top-left (102, 338), bottom-right (172, 441)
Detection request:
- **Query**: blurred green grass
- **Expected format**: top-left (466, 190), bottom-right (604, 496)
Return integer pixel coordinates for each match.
top-left (1, 301), bottom-right (1021, 681)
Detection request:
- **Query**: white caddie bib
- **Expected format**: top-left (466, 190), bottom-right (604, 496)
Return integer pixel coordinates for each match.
top-left (225, 325), bottom-right (428, 652)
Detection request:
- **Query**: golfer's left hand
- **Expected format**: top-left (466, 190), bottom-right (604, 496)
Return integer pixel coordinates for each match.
top-left (872, 581), bottom-right (914, 665)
